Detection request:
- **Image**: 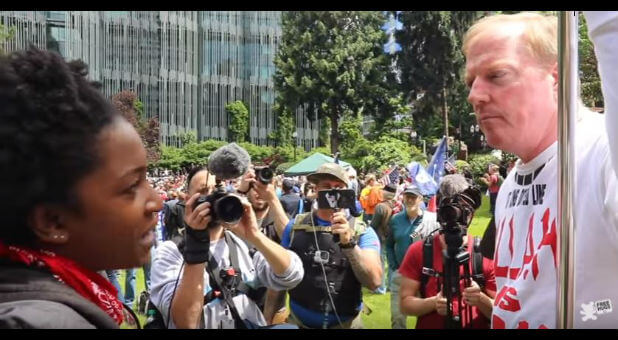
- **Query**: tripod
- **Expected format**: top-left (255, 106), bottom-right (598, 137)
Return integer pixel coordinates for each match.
top-left (441, 230), bottom-right (474, 329)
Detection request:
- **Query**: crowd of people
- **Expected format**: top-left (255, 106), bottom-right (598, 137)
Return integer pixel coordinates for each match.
top-left (1, 11), bottom-right (617, 330)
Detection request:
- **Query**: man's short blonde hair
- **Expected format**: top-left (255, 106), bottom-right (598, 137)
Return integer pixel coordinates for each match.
top-left (463, 12), bottom-right (558, 68)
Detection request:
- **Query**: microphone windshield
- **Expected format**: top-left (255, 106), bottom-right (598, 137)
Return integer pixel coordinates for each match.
top-left (207, 143), bottom-right (251, 180)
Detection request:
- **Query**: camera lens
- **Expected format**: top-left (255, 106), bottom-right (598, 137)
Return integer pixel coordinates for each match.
top-left (440, 205), bottom-right (462, 224)
top-left (214, 195), bottom-right (244, 224)
top-left (258, 167), bottom-right (273, 184)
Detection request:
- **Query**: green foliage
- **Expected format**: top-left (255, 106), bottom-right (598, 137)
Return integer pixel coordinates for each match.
top-left (454, 159), bottom-right (471, 172)
top-left (274, 11), bottom-right (406, 153)
top-left (358, 136), bottom-right (422, 173)
top-left (579, 13), bottom-right (603, 108)
top-left (179, 131), bottom-right (197, 146)
top-left (468, 153), bottom-right (500, 188)
top-left (0, 24), bottom-right (15, 54)
top-left (238, 142), bottom-right (273, 164)
top-left (226, 100), bottom-right (250, 143)
top-left (275, 162), bottom-right (295, 175)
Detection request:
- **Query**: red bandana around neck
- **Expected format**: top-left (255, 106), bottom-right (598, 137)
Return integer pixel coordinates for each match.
top-left (0, 241), bottom-right (124, 325)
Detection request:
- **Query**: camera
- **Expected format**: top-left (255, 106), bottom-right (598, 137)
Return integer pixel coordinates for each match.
top-left (313, 250), bottom-right (330, 265)
top-left (437, 186), bottom-right (482, 231)
top-left (193, 186), bottom-right (244, 228)
top-left (437, 186), bottom-right (482, 255)
top-left (254, 166), bottom-right (274, 184)
top-left (316, 189), bottom-right (356, 210)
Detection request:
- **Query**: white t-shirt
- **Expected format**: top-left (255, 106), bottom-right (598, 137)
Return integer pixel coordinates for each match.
top-left (492, 12), bottom-right (618, 329)
top-left (149, 231), bottom-right (304, 329)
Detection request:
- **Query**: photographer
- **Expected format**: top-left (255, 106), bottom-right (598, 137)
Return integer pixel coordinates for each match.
top-left (148, 166), bottom-right (303, 328)
top-left (236, 165), bottom-right (294, 324)
top-left (398, 174), bottom-right (496, 329)
top-left (279, 163), bottom-right (383, 329)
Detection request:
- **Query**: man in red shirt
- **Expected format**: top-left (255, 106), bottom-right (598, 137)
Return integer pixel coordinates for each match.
top-left (398, 174), bottom-right (496, 329)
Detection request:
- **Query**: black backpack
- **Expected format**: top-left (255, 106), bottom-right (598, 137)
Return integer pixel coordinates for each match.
top-left (419, 234), bottom-right (486, 298)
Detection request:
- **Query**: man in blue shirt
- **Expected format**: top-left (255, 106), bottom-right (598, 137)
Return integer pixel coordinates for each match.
top-left (279, 163), bottom-right (383, 329)
top-left (386, 185), bottom-right (440, 329)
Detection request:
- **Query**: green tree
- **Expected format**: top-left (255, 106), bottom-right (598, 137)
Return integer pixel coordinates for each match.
top-left (579, 13), bottom-right (602, 108)
top-left (274, 11), bottom-right (406, 154)
top-left (226, 100), bottom-right (250, 143)
top-left (396, 11), bottom-right (480, 143)
top-left (0, 24), bottom-right (15, 54)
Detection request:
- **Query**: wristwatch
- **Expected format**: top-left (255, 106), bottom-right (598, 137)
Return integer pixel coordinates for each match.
top-left (340, 239), bottom-right (357, 249)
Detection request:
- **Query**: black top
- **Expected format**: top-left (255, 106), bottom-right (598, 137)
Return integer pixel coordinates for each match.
top-left (0, 262), bottom-right (119, 329)
top-left (279, 193), bottom-right (301, 219)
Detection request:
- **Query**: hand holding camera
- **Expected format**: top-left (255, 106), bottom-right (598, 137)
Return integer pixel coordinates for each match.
top-left (227, 198), bottom-right (261, 243)
top-left (435, 290), bottom-right (448, 316)
top-left (184, 193), bottom-right (212, 231)
top-left (237, 168), bottom-right (256, 194)
top-left (462, 280), bottom-right (483, 307)
top-left (331, 211), bottom-right (353, 245)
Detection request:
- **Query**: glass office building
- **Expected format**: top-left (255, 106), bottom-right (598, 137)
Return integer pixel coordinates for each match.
top-left (0, 11), bottom-right (320, 149)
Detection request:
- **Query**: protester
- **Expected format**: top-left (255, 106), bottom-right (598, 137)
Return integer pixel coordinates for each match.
top-left (279, 179), bottom-right (302, 219)
top-left (0, 48), bottom-right (163, 328)
top-left (479, 164), bottom-right (502, 216)
top-left (278, 163), bottom-right (383, 329)
top-left (369, 184), bottom-right (398, 295)
top-left (463, 12), bottom-right (618, 328)
top-left (386, 184), bottom-right (440, 328)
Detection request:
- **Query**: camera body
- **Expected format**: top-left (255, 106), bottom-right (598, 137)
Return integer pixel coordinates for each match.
top-left (313, 250), bottom-right (330, 265)
top-left (254, 166), bottom-right (274, 184)
top-left (193, 185), bottom-right (244, 228)
top-left (316, 188), bottom-right (356, 210)
top-left (437, 186), bottom-right (482, 256)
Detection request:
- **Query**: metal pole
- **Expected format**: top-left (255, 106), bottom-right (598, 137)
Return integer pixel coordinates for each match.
top-left (557, 11), bottom-right (578, 329)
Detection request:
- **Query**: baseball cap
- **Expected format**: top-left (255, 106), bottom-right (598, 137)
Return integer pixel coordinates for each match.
top-left (307, 163), bottom-right (349, 186)
top-left (403, 185), bottom-right (423, 197)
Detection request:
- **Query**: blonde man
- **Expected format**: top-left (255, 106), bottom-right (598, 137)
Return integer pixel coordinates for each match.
top-left (464, 12), bottom-right (618, 328)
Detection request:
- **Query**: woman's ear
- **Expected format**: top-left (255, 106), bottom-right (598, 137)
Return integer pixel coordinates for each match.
top-left (28, 205), bottom-right (70, 244)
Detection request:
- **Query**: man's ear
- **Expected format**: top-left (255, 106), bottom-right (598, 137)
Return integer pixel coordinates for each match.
top-left (28, 205), bottom-right (70, 244)
top-left (551, 62), bottom-right (559, 91)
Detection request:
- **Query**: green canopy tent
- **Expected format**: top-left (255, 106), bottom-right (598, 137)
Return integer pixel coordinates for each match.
top-left (284, 152), bottom-right (352, 176)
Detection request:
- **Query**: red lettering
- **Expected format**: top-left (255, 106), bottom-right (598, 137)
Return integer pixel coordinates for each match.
top-left (495, 217), bottom-right (511, 279)
top-left (517, 321), bottom-right (529, 329)
top-left (521, 214), bottom-right (535, 280)
top-left (495, 286), bottom-right (521, 312)
top-left (539, 324), bottom-right (548, 329)
top-left (492, 315), bottom-right (506, 329)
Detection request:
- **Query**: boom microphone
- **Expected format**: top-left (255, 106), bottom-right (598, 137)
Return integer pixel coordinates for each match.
top-left (207, 143), bottom-right (251, 180)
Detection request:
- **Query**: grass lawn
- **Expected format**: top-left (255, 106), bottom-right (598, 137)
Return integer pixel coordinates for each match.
top-left (122, 195), bottom-right (492, 329)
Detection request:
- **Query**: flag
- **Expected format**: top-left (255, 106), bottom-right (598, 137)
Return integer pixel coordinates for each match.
top-left (405, 161), bottom-right (438, 196)
top-left (427, 136), bottom-right (448, 185)
top-left (379, 166), bottom-right (399, 186)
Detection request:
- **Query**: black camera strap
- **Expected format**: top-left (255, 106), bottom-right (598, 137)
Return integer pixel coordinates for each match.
top-left (420, 233), bottom-right (485, 298)
top-left (204, 232), bottom-right (253, 329)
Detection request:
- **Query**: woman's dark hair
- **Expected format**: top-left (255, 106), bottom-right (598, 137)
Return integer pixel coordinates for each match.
top-left (0, 48), bottom-right (119, 245)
